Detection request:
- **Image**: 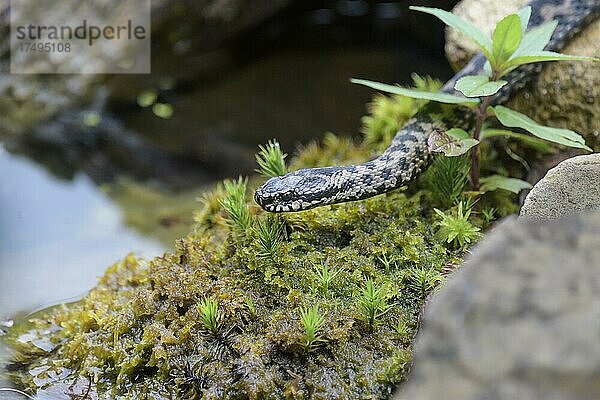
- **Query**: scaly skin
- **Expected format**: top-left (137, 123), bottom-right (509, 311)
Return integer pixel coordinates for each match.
top-left (255, 0), bottom-right (600, 212)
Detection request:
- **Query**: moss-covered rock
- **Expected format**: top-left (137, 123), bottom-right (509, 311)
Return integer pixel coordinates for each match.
top-left (3, 79), bottom-right (516, 399)
top-left (5, 186), bottom-right (464, 398)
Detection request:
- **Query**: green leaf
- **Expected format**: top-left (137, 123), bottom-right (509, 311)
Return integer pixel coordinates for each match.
top-left (447, 128), bottom-right (471, 140)
top-left (410, 6), bottom-right (493, 61)
top-left (489, 105), bottom-right (592, 151)
top-left (492, 14), bottom-right (522, 67)
top-left (351, 78), bottom-right (479, 105)
top-left (511, 21), bottom-right (557, 58)
top-left (483, 61), bottom-right (493, 77)
top-left (480, 175), bottom-right (532, 193)
top-left (516, 6), bottom-right (532, 32)
top-left (503, 50), bottom-right (599, 72)
top-left (428, 128), bottom-right (479, 156)
top-left (481, 128), bottom-right (551, 152)
top-left (454, 75), bottom-right (508, 97)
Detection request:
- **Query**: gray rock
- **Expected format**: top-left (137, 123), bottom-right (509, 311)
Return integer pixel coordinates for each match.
top-left (446, 0), bottom-right (600, 149)
top-left (396, 212), bottom-right (600, 400)
top-left (520, 154), bottom-right (600, 222)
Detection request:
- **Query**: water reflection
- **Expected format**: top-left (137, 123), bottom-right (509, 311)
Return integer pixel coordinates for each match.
top-left (0, 146), bottom-right (165, 319)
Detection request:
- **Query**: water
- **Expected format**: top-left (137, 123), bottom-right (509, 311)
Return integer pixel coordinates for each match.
top-left (0, 146), bottom-right (165, 391)
top-left (0, 147), bottom-right (164, 319)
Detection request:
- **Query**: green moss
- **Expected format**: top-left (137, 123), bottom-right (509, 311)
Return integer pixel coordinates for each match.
top-left (4, 184), bottom-right (462, 399)
top-left (4, 77), bottom-right (522, 399)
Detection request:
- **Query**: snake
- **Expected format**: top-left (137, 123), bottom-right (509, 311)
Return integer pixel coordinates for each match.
top-left (255, 0), bottom-right (600, 212)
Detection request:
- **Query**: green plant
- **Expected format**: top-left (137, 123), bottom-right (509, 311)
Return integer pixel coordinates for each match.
top-left (354, 6), bottom-right (596, 194)
top-left (198, 298), bottom-right (223, 335)
top-left (423, 155), bottom-right (470, 208)
top-left (245, 296), bottom-right (256, 316)
top-left (312, 262), bottom-right (341, 297)
top-left (357, 279), bottom-right (391, 329)
top-left (194, 184), bottom-right (226, 228)
top-left (394, 316), bottom-right (410, 338)
top-left (255, 139), bottom-right (287, 178)
top-left (481, 207), bottom-right (497, 223)
top-left (406, 266), bottom-right (445, 298)
top-left (299, 305), bottom-right (326, 352)
top-left (378, 254), bottom-right (395, 273)
top-left (220, 177), bottom-right (251, 233)
top-left (435, 201), bottom-right (482, 249)
top-left (253, 215), bottom-right (284, 261)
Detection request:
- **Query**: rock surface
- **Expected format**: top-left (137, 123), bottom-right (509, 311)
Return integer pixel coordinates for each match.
top-left (396, 212), bottom-right (600, 400)
top-left (520, 153), bottom-right (600, 222)
top-left (446, 0), bottom-right (600, 149)
top-left (445, 0), bottom-right (528, 71)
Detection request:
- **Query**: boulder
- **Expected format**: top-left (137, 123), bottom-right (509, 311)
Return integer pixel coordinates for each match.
top-left (396, 212), bottom-right (600, 400)
top-left (520, 153), bottom-right (600, 222)
top-left (446, 0), bottom-right (600, 149)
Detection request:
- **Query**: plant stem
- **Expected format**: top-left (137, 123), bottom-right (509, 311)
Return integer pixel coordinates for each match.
top-left (470, 71), bottom-right (499, 191)
top-left (470, 96), bottom-right (492, 191)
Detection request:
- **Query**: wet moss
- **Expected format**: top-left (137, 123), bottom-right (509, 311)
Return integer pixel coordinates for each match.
top-left (5, 180), bottom-right (467, 399)
top-left (4, 84), bottom-right (518, 399)
top-left (8, 189), bottom-right (456, 398)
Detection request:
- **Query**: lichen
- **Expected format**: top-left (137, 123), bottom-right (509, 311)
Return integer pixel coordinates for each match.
top-left (3, 81), bottom-right (520, 399)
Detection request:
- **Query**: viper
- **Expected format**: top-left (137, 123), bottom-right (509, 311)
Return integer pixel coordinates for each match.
top-left (255, 0), bottom-right (599, 212)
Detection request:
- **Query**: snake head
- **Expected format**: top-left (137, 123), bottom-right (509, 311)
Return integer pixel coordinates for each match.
top-left (254, 169), bottom-right (335, 212)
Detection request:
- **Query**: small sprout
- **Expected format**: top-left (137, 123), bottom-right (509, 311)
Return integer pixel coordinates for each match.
top-left (423, 155), bottom-right (470, 209)
top-left (378, 254), bottom-right (395, 273)
top-left (394, 316), bottom-right (409, 337)
top-left (406, 266), bottom-right (445, 298)
top-left (299, 305), bottom-right (326, 352)
top-left (220, 177), bottom-right (251, 234)
top-left (312, 262), bottom-right (341, 297)
top-left (357, 279), bottom-right (391, 329)
top-left (253, 215), bottom-right (284, 261)
top-left (435, 201), bottom-right (481, 249)
top-left (481, 207), bottom-right (497, 223)
top-left (245, 297), bottom-right (256, 316)
top-left (255, 140), bottom-right (287, 178)
top-left (193, 184), bottom-right (226, 228)
top-left (198, 298), bottom-right (223, 335)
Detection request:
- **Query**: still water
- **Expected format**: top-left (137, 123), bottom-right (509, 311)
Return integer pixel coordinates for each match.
top-left (0, 147), bottom-right (165, 392)
top-left (0, 146), bottom-right (165, 319)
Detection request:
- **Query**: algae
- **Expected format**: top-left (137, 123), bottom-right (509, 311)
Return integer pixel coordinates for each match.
top-left (3, 78), bottom-right (521, 399)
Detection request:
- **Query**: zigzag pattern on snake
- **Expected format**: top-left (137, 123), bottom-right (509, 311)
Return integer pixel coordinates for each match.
top-left (255, 0), bottom-right (600, 212)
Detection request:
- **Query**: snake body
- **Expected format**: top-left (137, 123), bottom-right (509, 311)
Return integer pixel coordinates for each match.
top-left (255, 0), bottom-right (600, 212)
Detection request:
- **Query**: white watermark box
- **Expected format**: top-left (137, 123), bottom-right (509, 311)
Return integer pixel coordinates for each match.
top-left (10, 0), bottom-right (151, 74)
